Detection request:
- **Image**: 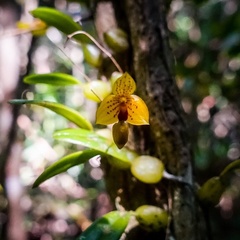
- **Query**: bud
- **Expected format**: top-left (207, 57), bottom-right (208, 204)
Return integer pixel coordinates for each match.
top-left (135, 205), bottom-right (168, 231)
top-left (82, 44), bottom-right (102, 68)
top-left (82, 80), bottom-right (111, 102)
top-left (131, 155), bottom-right (164, 184)
top-left (104, 28), bottom-right (129, 53)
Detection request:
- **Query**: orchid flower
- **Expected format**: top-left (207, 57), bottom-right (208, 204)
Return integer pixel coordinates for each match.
top-left (96, 72), bottom-right (149, 149)
top-left (96, 72), bottom-right (149, 126)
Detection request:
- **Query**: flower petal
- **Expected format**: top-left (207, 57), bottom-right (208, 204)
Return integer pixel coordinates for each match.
top-left (112, 72), bottom-right (136, 95)
top-left (96, 95), bottom-right (119, 125)
top-left (127, 95), bottom-right (149, 125)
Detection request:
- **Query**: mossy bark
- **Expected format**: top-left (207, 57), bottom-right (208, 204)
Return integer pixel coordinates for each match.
top-left (95, 0), bottom-right (208, 239)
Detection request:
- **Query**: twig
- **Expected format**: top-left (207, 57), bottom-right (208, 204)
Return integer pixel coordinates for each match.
top-left (65, 30), bottom-right (123, 74)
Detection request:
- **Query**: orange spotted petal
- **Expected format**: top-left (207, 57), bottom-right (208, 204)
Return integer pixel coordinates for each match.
top-left (127, 95), bottom-right (149, 125)
top-left (96, 94), bottom-right (119, 125)
top-left (112, 72), bottom-right (136, 96)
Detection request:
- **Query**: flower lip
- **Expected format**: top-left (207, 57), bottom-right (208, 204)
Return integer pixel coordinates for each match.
top-left (118, 103), bottom-right (128, 121)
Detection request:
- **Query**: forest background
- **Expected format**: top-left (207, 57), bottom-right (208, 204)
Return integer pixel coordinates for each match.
top-left (1, 0), bottom-right (240, 239)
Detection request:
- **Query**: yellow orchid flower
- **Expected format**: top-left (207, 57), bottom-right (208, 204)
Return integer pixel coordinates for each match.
top-left (96, 72), bottom-right (149, 126)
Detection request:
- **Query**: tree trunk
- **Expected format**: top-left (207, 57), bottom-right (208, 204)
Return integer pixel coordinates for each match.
top-left (95, 0), bottom-right (208, 239)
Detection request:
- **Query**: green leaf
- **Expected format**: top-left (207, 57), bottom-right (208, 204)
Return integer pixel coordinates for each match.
top-left (30, 7), bottom-right (89, 43)
top-left (24, 73), bottom-right (80, 86)
top-left (8, 100), bottom-right (93, 130)
top-left (99, 213), bottom-right (130, 240)
top-left (54, 128), bottom-right (138, 168)
top-left (77, 211), bottom-right (130, 240)
top-left (33, 150), bottom-right (98, 188)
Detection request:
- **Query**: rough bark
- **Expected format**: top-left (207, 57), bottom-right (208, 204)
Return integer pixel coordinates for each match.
top-left (95, 0), bottom-right (207, 239)
top-left (121, 1), bottom-right (200, 239)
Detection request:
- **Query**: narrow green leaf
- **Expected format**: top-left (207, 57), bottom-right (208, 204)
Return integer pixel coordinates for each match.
top-left (8, 100), bottom-right (93, 130)
top-left (24, 73), bottom-right (80, 86)
top-left (30, 7), bottom-right (89, 43)
top-left (33, 150), bottom-right (99, 188)
top-left (99, 213), bottom-right (130, 240)
top-left (54, 128), bottom-right (138, 168)
top-left (77, 211), bottom-right (130, 240)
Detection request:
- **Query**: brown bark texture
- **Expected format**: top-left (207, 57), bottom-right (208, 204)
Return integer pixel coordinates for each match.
top-left (95, 0), bottom-right (208, 239)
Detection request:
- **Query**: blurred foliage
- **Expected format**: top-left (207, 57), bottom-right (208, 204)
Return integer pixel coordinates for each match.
top-left (168, 1), bottom-right (240, 238)
top-left (169, 0), bottom-right (240, 174)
